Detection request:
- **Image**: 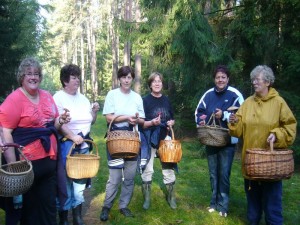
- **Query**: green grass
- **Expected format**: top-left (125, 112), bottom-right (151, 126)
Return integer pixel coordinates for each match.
top-left (1, 114), bottom-right (300, 224)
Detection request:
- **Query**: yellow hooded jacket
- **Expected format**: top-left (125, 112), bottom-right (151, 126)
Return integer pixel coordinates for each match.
top-left (228, 87), bottom-right (297, 179)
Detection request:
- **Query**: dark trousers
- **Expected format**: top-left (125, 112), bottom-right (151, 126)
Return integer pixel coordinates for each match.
top-left (0, 197), bottom-right (22, 225)
top-left (244, 179), bottom-right (283, 225)
top-left (21, 157), bottom-right (57, 225)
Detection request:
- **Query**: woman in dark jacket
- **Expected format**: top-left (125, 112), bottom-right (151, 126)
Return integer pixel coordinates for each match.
top-left (194, 65), bottom-right (244, 217)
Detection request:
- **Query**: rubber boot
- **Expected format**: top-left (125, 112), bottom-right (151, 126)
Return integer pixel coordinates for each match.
top-left (72, 204), bottom-right (85, 225)
top-left (142, 182), bottom-right (151, 210)
top-left (58, 210), bottom-right (69, 225)
top-left (166, 182), bottom-right (177, 209)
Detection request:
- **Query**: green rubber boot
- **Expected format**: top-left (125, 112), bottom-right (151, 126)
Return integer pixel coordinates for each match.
top-left (166, 182), bottom-right (177, 209)
top-left (142, 182), bottom-right (151, 210)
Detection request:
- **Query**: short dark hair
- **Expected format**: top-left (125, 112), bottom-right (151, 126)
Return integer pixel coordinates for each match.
top-left (60, 64), bottom-right (81, 87)
top-left (117, 66), bottom-right (135, 79)
top-left (213, 65), bottom-right (230, 78)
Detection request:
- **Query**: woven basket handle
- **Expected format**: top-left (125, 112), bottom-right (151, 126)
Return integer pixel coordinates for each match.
top-left (107, 115), bottom-right (138, 133)
top-left (206, 113), bottom-right (223, 128)
top-left (269, 141), bottom-right (274, 152)
top-left (67, 139), bottom-right (98, 157)
top-left (0, 143), bottom-right (31, 168)
top-left (169, 126), bottom-right (175, 140)
top-left (206, 113), bottom-right (216, 126)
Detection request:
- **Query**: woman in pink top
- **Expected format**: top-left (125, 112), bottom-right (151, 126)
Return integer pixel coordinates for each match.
top-left (0, 57), bottom-right (70, 225)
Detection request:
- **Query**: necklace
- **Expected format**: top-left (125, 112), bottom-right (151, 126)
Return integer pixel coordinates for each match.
top-left (151, 92), bottom-right (162, 98)
top-left (21, 87), bottom-right (39, 99)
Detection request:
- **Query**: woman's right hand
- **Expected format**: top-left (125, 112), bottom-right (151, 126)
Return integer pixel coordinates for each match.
top-left (58, 108), bottom-right (71, 125)
top-left (199, 120), bottom-right (206, 126)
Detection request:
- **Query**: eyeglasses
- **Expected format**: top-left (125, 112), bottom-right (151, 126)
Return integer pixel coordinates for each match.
top-left (251, 78), bottom-right (264, 83)
top-left (25, 73), bottom-right (40, 77)
top-left (152, 80), bottom-right (162, 84)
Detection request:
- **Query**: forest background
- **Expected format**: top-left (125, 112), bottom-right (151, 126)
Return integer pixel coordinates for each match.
top-left (0, 0), bottom-right (299, 160)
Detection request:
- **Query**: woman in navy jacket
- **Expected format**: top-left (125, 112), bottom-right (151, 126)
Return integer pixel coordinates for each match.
top-left (194, 65), bottom-right (244, 217)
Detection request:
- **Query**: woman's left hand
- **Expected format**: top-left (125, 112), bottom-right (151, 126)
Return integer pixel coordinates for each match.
top-left (70, 134), bottom-right (84, 145)
top-left (167, 120), bottom-right (175, 127)
top-left (267, 133), bottom-right (276, 143)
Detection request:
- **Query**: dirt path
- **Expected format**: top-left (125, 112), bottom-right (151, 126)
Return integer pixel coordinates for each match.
top-left (66, 184), bottom-right (102, 225)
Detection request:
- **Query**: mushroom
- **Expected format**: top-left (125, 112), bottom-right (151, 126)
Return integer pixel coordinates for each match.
top-left (227, 106), bottom-right (239, 113)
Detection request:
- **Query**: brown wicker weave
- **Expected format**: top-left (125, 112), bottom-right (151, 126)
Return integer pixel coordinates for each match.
top-left (106, 115), bottom-right (140, 158)
top-left (66, 139), bottom-right (100, 179)
top-left (245, 142), bottom-right (294, 181)
top-left (158, 126), bottom-right (182, 163)
top-left (0, 143), bottom-right (34, 197)
top-left (197, 113), bottom-right (230, 147)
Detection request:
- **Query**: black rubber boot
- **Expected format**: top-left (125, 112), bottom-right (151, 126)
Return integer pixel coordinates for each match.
top-left (72, 204), bottom-right (85, 225)
top-left (166, 182), bottom-right (177, 209)
top-left (100, 206), bottom-right (110, 221)
top-left (142, 182), bottom-right (151, 210)
top-left (58, 210), bottom-right (69, 225)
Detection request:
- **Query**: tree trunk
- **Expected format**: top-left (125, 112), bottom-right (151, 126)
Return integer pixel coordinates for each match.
top-left (110, 2), bottom-right (119, 89)
top-left (134, 54), bottom-right (141, 94)
top-left (62, 41), bottom-right (68, 64)
top-left (123, 0), bottom-right (132, 66)
top-left (80, 28), bottom-right (85, 94)
top-left (87, 13), bottom-right (98, 100)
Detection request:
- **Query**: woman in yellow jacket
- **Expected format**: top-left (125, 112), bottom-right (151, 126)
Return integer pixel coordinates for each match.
top-left (228, 65), bottom-right (296, 225)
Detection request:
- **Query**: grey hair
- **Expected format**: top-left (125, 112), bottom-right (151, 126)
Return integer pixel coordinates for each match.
top-left (16, 57), bottom-right (43, 86)
top-left (250, 65), bottom-right (275, 86)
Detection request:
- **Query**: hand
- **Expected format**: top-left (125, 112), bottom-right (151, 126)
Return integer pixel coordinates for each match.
top-left (91, 102), bottom-right (100, 112)
top-left (167, 120), bottom-right (175, 127)
top-left (199, 120), bottom-right (206, 126)
top-left (13, 195), bottom-right (23, 209)
top-left (128, 114), bottom-right (139, 126)
top-left (229, 113), bottom-right (238, 124)
top-left (199, 114), bottom-right (207, 126)
top-left (59, 108), bottom-right (71, 125)
top-left (267, 133), bottom-right (276, 143)
top-left (215, 108), bottom-right (222, 119)
top-left (151, 115), bottom-right (161, 126)
top-left (70, 135), bottom-right (84, 145)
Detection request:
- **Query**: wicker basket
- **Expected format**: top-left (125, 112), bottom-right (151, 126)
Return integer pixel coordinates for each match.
top-left (0, 143), bottom-right (34, 197)
top-left (197, 113), bottom-right (230, 147)
top-left (245, 142), bottom-right (294, 181)
top-left (66, 139), bottom-right (100, 179)
top-left (106, 115), bottom-right (140, 158)
top-left (158, 126), bottom-right (182, 163)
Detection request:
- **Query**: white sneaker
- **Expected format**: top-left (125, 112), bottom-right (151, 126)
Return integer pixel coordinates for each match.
top-left (207, 207), bottom-right (215, 213)
top-left (219, 211), bottom-right (227, 217)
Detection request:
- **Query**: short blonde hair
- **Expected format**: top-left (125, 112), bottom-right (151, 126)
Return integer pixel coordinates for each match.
top-left (147, 72), bottom-right (163, 89)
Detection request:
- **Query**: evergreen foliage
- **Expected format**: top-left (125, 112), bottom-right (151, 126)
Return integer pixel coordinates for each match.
top-left (0, 0), bottom-right (41, 96)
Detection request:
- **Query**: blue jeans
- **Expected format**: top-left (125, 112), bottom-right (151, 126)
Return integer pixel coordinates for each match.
top-left (244, 179), bottom-right (283, 225)
top-left (61, 148), bottom-right (89, 210)
top-left (206, 145), bottom-right (235, 213)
